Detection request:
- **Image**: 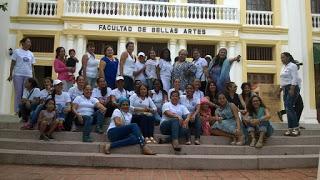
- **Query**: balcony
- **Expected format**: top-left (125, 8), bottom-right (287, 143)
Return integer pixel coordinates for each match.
top-left (312, 14), bottom-right (320, 31)
top-left (246, 10), bottom-right (273, 27)
top-left (25, 0), bottom-right (240, 24)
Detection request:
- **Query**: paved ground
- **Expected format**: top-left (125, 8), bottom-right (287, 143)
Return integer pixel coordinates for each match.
top-left (0, 165), bottom-right (317, 180)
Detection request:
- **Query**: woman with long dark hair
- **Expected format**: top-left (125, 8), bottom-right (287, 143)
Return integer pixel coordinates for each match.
top-left (157, 48), bottom-right (172, 93)
top-left (99, 46), bottom-right (118, 89)
top-left (7, 37), bottom-right (36, 114)
top-left (280, 52), bottom-right (302, 136)
top-left (81, 43), bottom-right (99, 88)
top-left (207, 48), bottom-right (241, 92)
top-left (119, 41), bottom-right (136, 91)
top-left (54, 47), bottom-right (75, 91)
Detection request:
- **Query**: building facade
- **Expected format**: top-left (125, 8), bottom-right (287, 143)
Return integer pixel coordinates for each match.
top-left (0, 0), bottom-right (318, 123)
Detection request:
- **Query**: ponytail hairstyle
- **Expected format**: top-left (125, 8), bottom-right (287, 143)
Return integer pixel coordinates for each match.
top-left (282, 52), bottom-right (302, 69)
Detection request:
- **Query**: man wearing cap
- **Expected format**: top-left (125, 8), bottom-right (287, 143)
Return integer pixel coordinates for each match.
top-left (107, 76), bottom-right (130, 117)
top-left (133, 52), bottom-right (147, 85)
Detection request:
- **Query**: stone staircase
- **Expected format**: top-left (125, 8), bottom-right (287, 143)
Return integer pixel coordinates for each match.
top-left (0, 115), bottom-right (319, 170)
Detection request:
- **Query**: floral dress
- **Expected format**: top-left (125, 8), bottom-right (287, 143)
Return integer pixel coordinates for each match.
top-left (172, 61), bottom-right (196, 91)
top-left (212, 103), bottom-right (237, 134)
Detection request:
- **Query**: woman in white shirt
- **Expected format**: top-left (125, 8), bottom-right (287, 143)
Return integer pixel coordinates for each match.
top-left (119, 41), bottom-right (136, 91)
top-left (133, 52), bottom-right (147, 85)
top-left (68, 76), bottom-right (85, 101)
top-left (149, 79), bottom-right (168, 124)
top-left (7, 37), bottom-right (36, 114)
top-left (280, 52), bottom-right (302, 136)
top-left (92, 77), bottom-right (112, 117)
top-left (157, 48), bottom-right (173, 93)
top-left (145, 50), bottom-right (158, 89)
top-left (103, 97), bottom-right (155, 155)
top-left (160, 90), bottom-right (192, 151)
top-left (130, 84), bottom-right (158, 144)
top-left (19, 78), bottom-right (41, 128)
top-left (81, 43), bottom-right (99, 88)
top-left (192, 49), bottom-right (208, 92)
top-left (73, 84), bottom-right (106, 141)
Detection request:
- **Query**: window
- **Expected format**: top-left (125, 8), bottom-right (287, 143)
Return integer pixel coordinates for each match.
top-left (137, 42), bottom-right (168, 58)
top-left (87, 40), bottom-right (118, 55)
top-left (187, 44), bottom-right (215, 58)
top-left (247, 73), bottom-right (274, 84)
top-left (34, 66), bottom-right (52, 89)
top-left (247, 46), bottom-right (273, 61)
top-left (188, 0), bottom-right (215, 4)
top-left (312, 0), bottom-right (320, 13)
top-left (246, 0), bottom-right (271, 11)
top-left (28, 36), bottom-right (54, 53)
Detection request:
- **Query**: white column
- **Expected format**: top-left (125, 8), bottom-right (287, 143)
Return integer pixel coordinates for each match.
top-left (228, 41), bottom-right (242, 94)
top-left (66, 34), bottom-right (75, 53)
top-left (76, 35), bottom-right (85, 76)
top-left (128, 37), bottom-right (137, 55)
top-left (118, 37), bottom-right (127, 59)
top-left (177, 39), bottom-right (187, 56)
top-left (217, 41), bottom-right (227, 54)
top-left (169, 39), bottom-right (177, 65)
top-left (286, 0), bottom-right (317, 123)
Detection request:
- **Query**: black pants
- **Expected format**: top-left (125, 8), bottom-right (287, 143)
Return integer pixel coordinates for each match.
top-left (132, 114), bottom-right (155, 137)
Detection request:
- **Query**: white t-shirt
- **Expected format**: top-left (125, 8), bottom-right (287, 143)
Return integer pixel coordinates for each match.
top-left (52, 92), bottom-right (71, 108)
top-left (179, 95), bottom-right (200, 112)
top-left (168, 88), bottom-right (184, 100)
top-left (110, 88), bottom-right (129, 100)
top-left (39, 89), bottom-right (51, 100)
top-left (73, 95), bottom-right (99, 116)
top-left (145, 59), bottom-right (159, 79)
top-left (150, 90), bottom-right (166, 109)
top-left (193, 57), bottom-right (208, 81)
top-left (158, 59), bottom-right (173, 79)
top-left (86, 53), bottom-right (99, 78)
top-left (107, 109), bottom-right (132, 132)
top-left (161, 102), bottom-right (190, 123)
top-left (280, 62), bottom-right (301, 87)
top-left (134, 61), bottom-right (147, 84)
top-left (92, 87), bottom-right (112, 99)
top-left (12, 48), bottom-right (36, 77)
top-left (193, 90), bottom-right (204, 100)
top-left (130, 95), bottom-right (157, 112)
top-left (22, 88), bottom-right (41, 100)
top-left (68, 86), bottom-right (83, 101)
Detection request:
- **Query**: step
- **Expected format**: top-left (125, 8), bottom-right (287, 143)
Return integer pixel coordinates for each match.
top-left (2, 122), bottom-right (320, 136)
top-left (0, 129), bottom-right (319, 146)
top-left (0, 138), bottom-right (319, 156)
top-left (0, 149), bottom-right (317, 170)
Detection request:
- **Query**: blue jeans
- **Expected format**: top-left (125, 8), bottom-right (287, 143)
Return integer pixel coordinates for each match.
top-left (30, 104), bottom-right (44, 126)
top-left (80, 110), bottom-right (105, 136)
top-left (187, 115), bottom-right (201, 139)
top-left (107, 123), bottom-right (145, 149)
top-left (160, 119), bottom-right (189, 140)
top-left (283, 85), bottom-right (300, 129)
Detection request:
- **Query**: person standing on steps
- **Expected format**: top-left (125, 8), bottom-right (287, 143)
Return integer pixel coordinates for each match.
top-left (7, 37), bottom-right (36, 114)
top-left (119, 41), bottom-right (136, 91)
top-left (81, 43), bottom-right (99, 88)
top-left (192, 49), bottom-right (208, 92)
top-left (99, 46), bottom-right (118, 89)
top-left (280, 52), bottom-right (302, 136)
top-left (157, 48), bottom-right (173, 93)
top-left (133, 52), bottom-right (147, 85)
top-left (103, 97), bottom-right (156, 155)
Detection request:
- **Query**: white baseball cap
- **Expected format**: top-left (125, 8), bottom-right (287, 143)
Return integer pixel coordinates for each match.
top-left (116, 76), bottom-right (124, 81)
top-left (53, 79), bottom-right (63, 86)
top-left (138, 52), bottom-right (145, 57)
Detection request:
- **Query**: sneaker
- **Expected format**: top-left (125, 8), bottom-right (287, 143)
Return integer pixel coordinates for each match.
top-left (194, 139), bottom-right (200, 145)
top-left (149, 137), bottom-right (157, 144)
top-left (291, 128), bottom-right (300, 137)
top-left (250, 138), bottom-right (256, 147)
top-left (145, 137), bottom-right (152, 144)
top-left (39, 134), bottom-right (49, 141)
top-left (284, 129), bottom-right (291, 136)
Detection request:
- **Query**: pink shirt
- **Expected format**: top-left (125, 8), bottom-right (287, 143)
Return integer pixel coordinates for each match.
top-left (54, 59), bottom-right (71, 81)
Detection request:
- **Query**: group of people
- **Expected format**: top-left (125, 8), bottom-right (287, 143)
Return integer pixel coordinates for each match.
top-left (7, 37), bottom-right (304, 155)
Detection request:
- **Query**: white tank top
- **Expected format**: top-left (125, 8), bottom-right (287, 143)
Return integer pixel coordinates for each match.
top-left (86, 53), bottom-right (99, 78)
top-left (123, 52), bottom-right (135, 77)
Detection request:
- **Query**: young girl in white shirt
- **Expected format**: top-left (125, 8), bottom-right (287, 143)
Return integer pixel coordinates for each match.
top-left (145, 50), bottom-right (158, 89)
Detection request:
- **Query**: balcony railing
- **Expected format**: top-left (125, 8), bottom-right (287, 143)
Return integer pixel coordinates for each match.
top-left (246, 10), bottom-right (273, 26)
top-left (64, 0), bottom-right (239, 23)
top-left (27, 0), bottom-right (57, 16)
top-left (312, 14), bottom-right (320, 31)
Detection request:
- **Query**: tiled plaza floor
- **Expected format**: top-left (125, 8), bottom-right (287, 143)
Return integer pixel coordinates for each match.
top-left (0, 164), bottom-right (317, 180)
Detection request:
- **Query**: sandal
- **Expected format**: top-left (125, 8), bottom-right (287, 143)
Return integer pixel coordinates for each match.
top-left (150, 137), bottom-right (157, 144)
top-left (145, 137), bottom-right (152, 144)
